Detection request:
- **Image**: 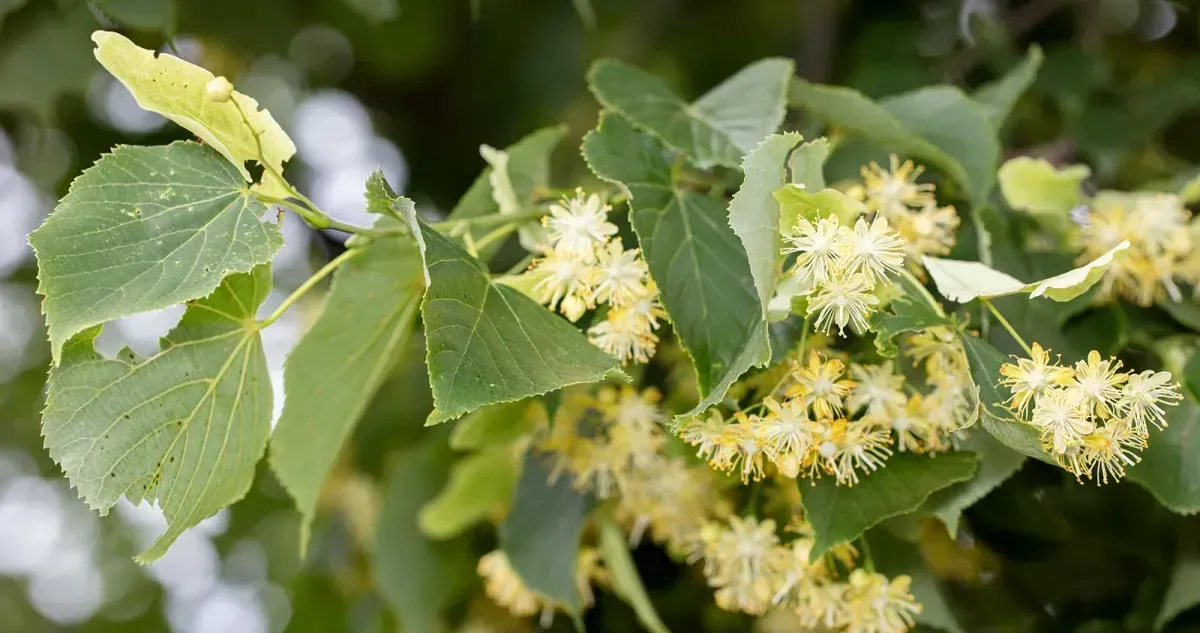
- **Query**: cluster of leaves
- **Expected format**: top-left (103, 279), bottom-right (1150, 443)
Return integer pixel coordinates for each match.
top-left (19, 19), bottom-right (1200, 633)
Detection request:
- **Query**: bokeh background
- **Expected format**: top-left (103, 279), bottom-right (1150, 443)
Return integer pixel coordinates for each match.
top-left (2, 1), bottom-right (1200, 632)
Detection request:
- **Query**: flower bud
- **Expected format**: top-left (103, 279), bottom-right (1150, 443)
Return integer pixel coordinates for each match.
top-left (205, 76), bottom-right (234, 103)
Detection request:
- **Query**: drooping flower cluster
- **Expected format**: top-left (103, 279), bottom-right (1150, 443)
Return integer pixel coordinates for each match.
top-left (899, 326), bottom-right (979, 452)
top-left (694, 515), bottom-right (921, 632)
top-left (1073, 191), bottom-right (1200, 305)
top-left (999, 344), bottom-right (1183, 483)
top-left (477, 548), bottom-right (604, 628)
top-left (522, 189), bottom-right (665, 363)
top-left (782, 214), bottom-right (906, 335)
top-left (851, 155), bottom-right (961, 275)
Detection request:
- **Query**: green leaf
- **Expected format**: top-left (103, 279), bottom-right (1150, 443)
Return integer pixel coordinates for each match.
top-left (448, 400), bottom-right (537, 450)
top-left (29, 141), bottom-right (282, 364)
top-left (800, 452), bottom-right (977, 561)
top-left (1155, 558), bottom-right (1200, 631)
top-left (447, 126), bottom-right (566, 257)
top-left (397, 201), bottom-right (620, 425)
top-left (728, 133), bottom-right (829, 309)
top-left (92, 31), bottom-right (297, 198)
top-left (880, 87), bottom-right (1000, 204)
top-left (598, 518), bottom-right (671, 633)
top-left (500, 450), bottom-right (595, 612)
top-left (997, 157), bottom-right (1090, 225)
top-left (418, 444), bottom-right (521, 539)
top-left (582, 113), bottom-right (769, 414)
top-left (773, 186), bottom-right (865, 231)
top-left (959, 332), bottom-right (1050, 462)
top-left (923, 432), bottom-right (1026, 536)
top-left (923, 241), bottom-right (1130, 303)
top-left (869, 293), bottom-right (951, 358)
top-left (42, 266), bottom-right (274, 563)
top-left (588, 58), bottom-right (793, 169)
top-left (789, 80), bottom-right (998, 203)
top-left (973, 45), bottom-right (1044, 128)
top-left (373, 432), bottom-right (472, 633)
top-left (1127, 397), bottom-right (1200, 515)
top-left (270, 221), bottom-right (424, 537)
top-left (364, 169), bottom-right (402, 218)
top-left (93, 0), bottom-right (177, 31)
top-left (868, 530), bottom-right (966, 633)
top-left (0, 6), bottom-right (95, 119)
top-left (1160, 299), bottom-right (1200, 334)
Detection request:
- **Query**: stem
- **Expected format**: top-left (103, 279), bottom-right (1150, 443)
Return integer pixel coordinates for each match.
top-left (504, 252), bottom-right (538, 276)
top-left (899, 268), bottom-right (945, 317)
top-left (431, 209), bottom-right (548, 232)
top-left (473, 223), bottom-right (519, 252)
top-left (981, 298), bottom-right (1033, 357)
top-left (858, 536), bottom-right (875, 573)
top-left (797, 315), bottom-right (811, 357)
top-left (257, 249), bottom-right (362, 329)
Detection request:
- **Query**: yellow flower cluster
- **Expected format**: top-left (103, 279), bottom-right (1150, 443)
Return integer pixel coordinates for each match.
top-left (852, 155), bottom-right (961, 274)
top-left (1073, 191), bottom-right (1200, 305)
top-left (782, 215), bottom-right (906, 335)
top-left (694, 515), bottom-right (921, 632)
top-left (999, 343), bottom-right (1183, 483)
top-left (477, 548), bottom-right (604, 628)
top-left (522, 190), bottom-right (665, 363)
top-left (901, 326), bottom-right (979, 451)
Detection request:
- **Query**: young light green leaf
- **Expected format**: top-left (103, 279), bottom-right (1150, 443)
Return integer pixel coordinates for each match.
top-left (997, 157), bottom-right (1090, 222)
top-left (800, 452), bottom-right (977, 562)
top-left (30, 141), bottom-right (282, 364)
top-left (448, 400), bottom-right (537, 450)
top-left (923, 241), bottom-right (1130, 304)
top-left (500, 450), bottom-right (595, 613)
top-left (1127, 397), bottom-right (1200, 515)
top-left (588, 58), bottom-right (793, 168)
top-left (270, 220), bottom-right (424, 539)
top-left (923, 432), bottom-right (1026, 536)
top-left (92, 31), bottom-right (296, 198)
top-left (447, 126), bottom-right (566, 258)
top-left (582, 113), bottom-right (769, 413)
top-left (879, 86), bottom-right (1000, 204)
top-left (598, 518), bottom-right (671, 633)
top-left (42, 266), bottom-right (274, 563)
top-left (373, 432), bottom-right (473, 633)
top-left (728, 133), bottom-right (829, 309)
top-left (419, 445), bottom-right (522, 539)
top-left (773, 185), bottom-right (866, 232)
top-left (364, 169), bottom-right (402, 218)
top-left (398, 202), bottom-right (620, 425)
top-left (1155, 558), bottom-right (1200, 631)
top-left (480, 143), bottom-right (550, 251)
top-left (973, 45), bottom-right (1044, 129)
top-left (959, 332), bottom-right (1050, 461)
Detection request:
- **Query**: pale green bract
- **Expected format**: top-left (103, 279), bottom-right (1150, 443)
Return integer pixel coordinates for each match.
top-left (419, 445), bottom-right (521, 539)
top-left (923, 240), bottom-right (1131, 303)
top-left (582, 113), bottom-right (769, 415)
top-left (269, 212), bottom-right (425, 542)
top-left (728, 133), bottom-right (829, 309)
top-left (598, 519), bottom-right (672, 633)
top-left (42, 266), bottom-right (274, 563)
top-left (398, 200), bottom-right (621, 425)
top-left (587, 57), bottom-right (793, 169)
top-left (480, 142), bottom-right (552, 251)
top-left (773, 185), bottom-right (866, 230)
top-left (92, 31), bottom-right (297, 198)
top-left (997, 156), bottom-right (1090, 226)
top-left (800, 452), bottom-right (978, 562)
top-left (29, 141), bottom-right (282, 363)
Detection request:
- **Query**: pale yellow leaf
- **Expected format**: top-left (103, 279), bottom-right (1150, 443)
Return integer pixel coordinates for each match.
top-left (1025, 240), bottom-right (1130, 301)
top-left (921, 257), bottom-right (1026, 303)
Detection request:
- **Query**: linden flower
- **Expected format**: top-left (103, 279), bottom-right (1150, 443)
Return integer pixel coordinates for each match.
top-left (616, 458), bottom-right (729, 553)
top-left (841, 569), bottom-right (921, 633)
top-left (599, 385), bottom-right (665, 436)
top-left (1030, 387), bottom-right (1093, 455)
top-left (591, 239), bottom-right (649, 307)
top-left (544, 190), bottom-right (617, 262)
top-left (479, 549), bottom-right (600, 626)
top-left (861, 155), bottom-right (936, 219)
top-left (1118, 370), bottom-right (1183, 435)
top-left (788, 351), bottom-right (856, 419)
top-left (783, 216), bottom-right (845, 285)
top-left (898, 202), bottom-right (960, 264)
top-left (847, 362), bottom-right (907, 417)
top-left (526, 252), bottom-right (594, 322)
top-left (718, 414), bottom-right (769, 482)
top-left (678, 411), bottom-right (731, 465)
top-left (818, 418), bottom-right (894, 485)
top-left (759, 397), bottom-right (817, 468)
top-left (807, 272), bottom-right (880, 335)
top-left (999, 342), bottom-right (1074, 415)
top-left (1069, 351), bottom-right (1128, 418)
top-left (838, 216), bottom-right (906, 284)
top-left (699, 516), bottom-right (783, 615)
top-left (888, 394), bottom-right (930, 453)
top-left (1079, 421), bottom-right (1145, 484)
top-left (587, 305), bottom-right (659, 363)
